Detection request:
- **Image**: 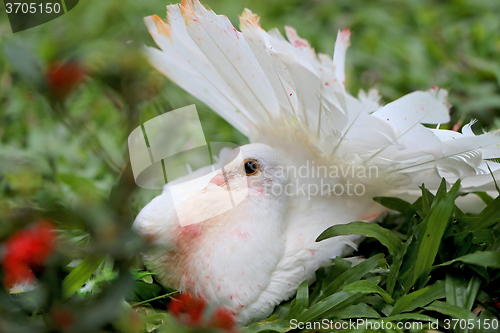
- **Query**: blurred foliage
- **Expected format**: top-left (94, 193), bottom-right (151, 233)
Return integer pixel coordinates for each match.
top-left (0, 0), bottom-right (499, 332)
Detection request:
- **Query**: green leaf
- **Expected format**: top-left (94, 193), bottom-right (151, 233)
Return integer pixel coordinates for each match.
top-left (342, 280), bottom-right (394, 304)
top-left (63, 256), bottom-right (105, 298)
top-left (320, 257), bottom-right (353, 291)
top-left (284, 281), bottom-right (308, 320)
top-left (129, 280), bottom-right (164, 303)
top-left (131, 269), bottom-right (155, 282)
top-left (454, 230), bottom-right (470, 244)
top-left (466, 196), bottom-right (500, 230)
top-left (464, 275), bottom-right (481, 312)
top-left (144, 313), bottom-right (175, 332)
top-left (322, 253), bottom-right (384, 297)
top-left (283, 299), bottom-right (301, 321)
top-left (398, 184), bottom-right (455, 293)
top-left (446, 273), bottom-right (467, 308)
top-left (270, 303), bottom-right (290, 320)
top-left (487, 239), bottom-right (500, 252)
top-left (242, 319), bottom-right (292, 333)
top-left (296, 280), bottom-right (309, 307)
top-left (421, 183), bottom-right (432, 214)
top-left (436, 251), bottom-right (500, 268)
top-left (383, 313), bottom-right (437, 322)
top-left (413, 180), bottom-right (460, 287)
top-left (333, 303), bottom-right (380, 319)
top-left (468, 194), bottom-right (500, 230)
top-left (398, 244), bottom-right (421, 293)
top-left (469, 265), bottom-right (490, 283)
top-left (424, 301), bottom-right (476, 320)
top-left (373, 197), bottom-right (412, 213)
top-left (390, 281), bottom-right (445, 315)
top-left (309, 267), bottom-right (327, 307)
top-left (471, 229), bottom-right (496, 244)
top-left (445, 273), bottom-right (482, 312)
top-left (433, 178), bottom-right (449, 207)
top-left (297, 291), bottom-right (357, 322)
top-left (317, 222), bottom-right (403, 257)
top-left (485, 162), bottom-right (500, 194)
top-left (324, 292), bottom-right (368, 317)
top-left (475, 191), bottom-right (494, 205)
top-left (386, 236), bottom-right (413, 296)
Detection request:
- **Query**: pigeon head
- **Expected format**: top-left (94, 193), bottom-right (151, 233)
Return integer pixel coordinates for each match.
top-left (207, 143), bottom-right (288, 197)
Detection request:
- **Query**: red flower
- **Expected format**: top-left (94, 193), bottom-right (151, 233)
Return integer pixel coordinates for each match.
top-left (45, 61), bottom-right (86, 100)
top-left (167, 292), bottom-right (237, 331)
top-left (209, 307), bottom-right (237, 332)
top-left (168, 293), bottom-right (207, 325)
top-left (2, 220), bottom-right (56, 289)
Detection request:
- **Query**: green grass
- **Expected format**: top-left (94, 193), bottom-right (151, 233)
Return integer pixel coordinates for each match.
top-left (0, 0), bottom-right (499, 332)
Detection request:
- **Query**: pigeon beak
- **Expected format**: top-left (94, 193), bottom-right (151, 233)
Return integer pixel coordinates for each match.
top-left (208, 173), bottom-right (228, 187)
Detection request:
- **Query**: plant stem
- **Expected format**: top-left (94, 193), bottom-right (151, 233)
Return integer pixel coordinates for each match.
top-left (132, 290), bottom-right (180, 306)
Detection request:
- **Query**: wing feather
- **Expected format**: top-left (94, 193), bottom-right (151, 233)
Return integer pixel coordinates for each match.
top-left (144, 0), bottom-right (500, 193)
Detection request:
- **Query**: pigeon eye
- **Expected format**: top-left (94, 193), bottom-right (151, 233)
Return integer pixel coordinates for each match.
top-left (243, 158), bottom-right (261, 176)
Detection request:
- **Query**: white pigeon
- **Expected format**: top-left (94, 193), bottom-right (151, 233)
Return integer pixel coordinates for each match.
top-left (133, 0), bottom-right (500, 324)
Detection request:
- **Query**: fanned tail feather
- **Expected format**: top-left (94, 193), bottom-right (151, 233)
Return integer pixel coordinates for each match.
top-left (144, 0), bottom-right (500, 193)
